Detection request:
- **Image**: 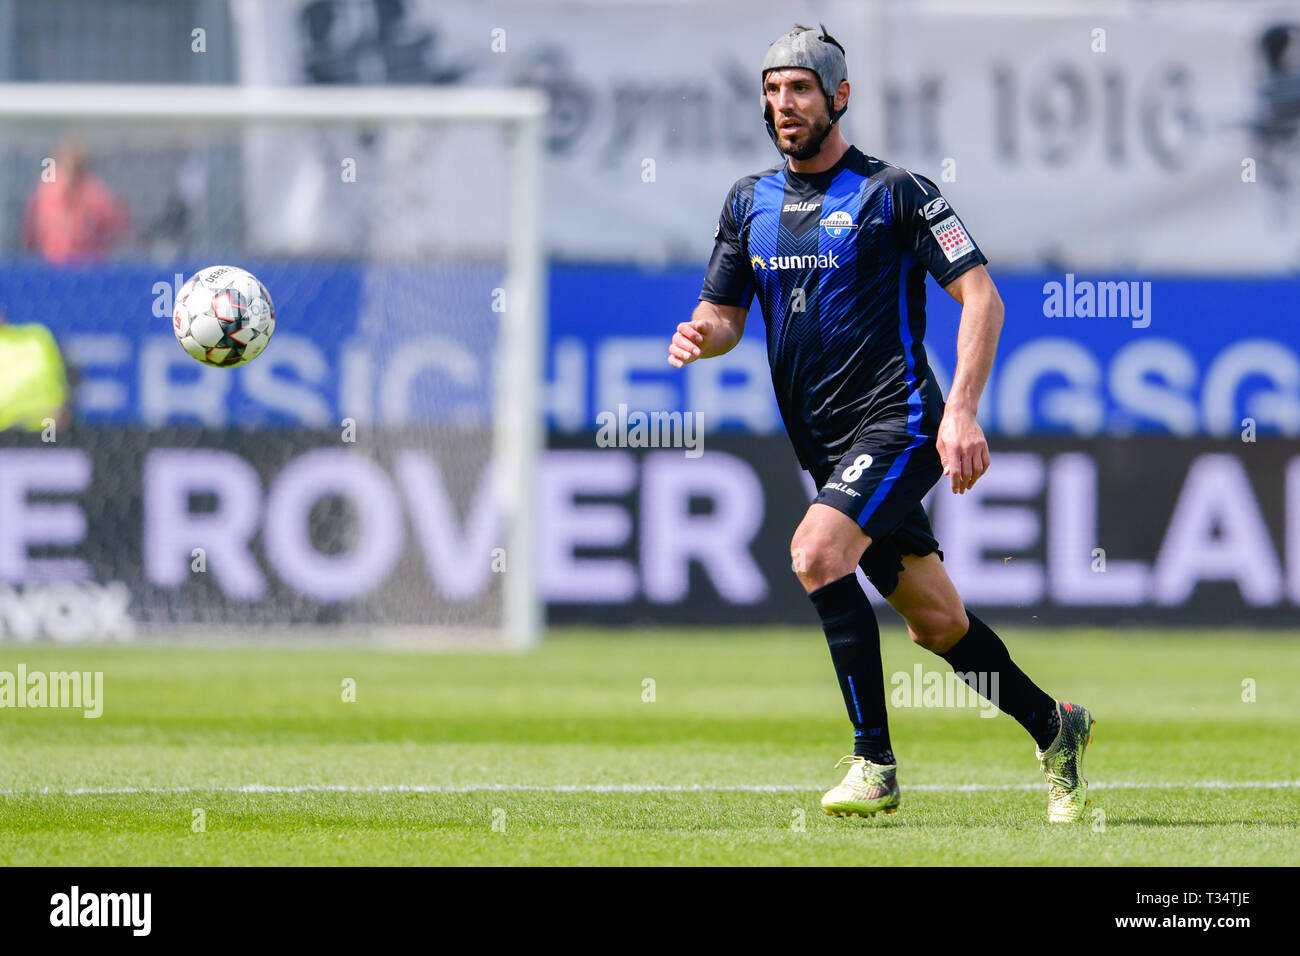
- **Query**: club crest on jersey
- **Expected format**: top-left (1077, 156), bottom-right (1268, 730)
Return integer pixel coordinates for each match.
top-left (819, 210), bottom-right (857, 238)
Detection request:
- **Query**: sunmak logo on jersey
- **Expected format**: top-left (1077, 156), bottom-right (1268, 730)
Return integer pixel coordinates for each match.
top-left (750, 251), bottom-right (840, 271)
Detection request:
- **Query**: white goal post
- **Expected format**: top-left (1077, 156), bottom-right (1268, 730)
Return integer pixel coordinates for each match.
top-left (0, 83), bottom-right (548, 650)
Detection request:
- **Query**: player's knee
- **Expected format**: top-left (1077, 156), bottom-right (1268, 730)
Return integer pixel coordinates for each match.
top-left (790, 534), bottom-right (855, 591)
top-left (907, 606), bottom-right (969, 653)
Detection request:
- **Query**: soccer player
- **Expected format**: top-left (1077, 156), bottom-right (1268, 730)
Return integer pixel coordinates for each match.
top-left (669, 24), bottom-right (1094, 822)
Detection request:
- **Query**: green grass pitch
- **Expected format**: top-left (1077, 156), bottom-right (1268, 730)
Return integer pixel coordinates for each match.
top-left (1, 628), bottom-right (1296, 866)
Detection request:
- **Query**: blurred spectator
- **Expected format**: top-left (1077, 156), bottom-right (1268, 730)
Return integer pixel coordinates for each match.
top-left (21, 139), bottom-right (130, 263)
top-left (143, 151), bottom-right (208, 258)
top-left (0, 313), bottom-right (70, 432)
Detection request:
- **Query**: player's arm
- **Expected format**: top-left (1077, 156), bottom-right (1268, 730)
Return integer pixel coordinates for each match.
top-left (673, 181), bottom-right (755, 368)
top-left (939, 264), bottom-right (1003, 494)
top-left (669, 300), bottom-right (746, 367)
top-left (890, 170), bottom-right (998, 494)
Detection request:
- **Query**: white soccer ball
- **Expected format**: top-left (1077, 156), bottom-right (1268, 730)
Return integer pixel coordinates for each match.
top-left (172, 265), bottom-right (276, 367)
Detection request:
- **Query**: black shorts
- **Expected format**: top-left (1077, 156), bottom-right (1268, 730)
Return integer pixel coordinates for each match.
top-left (810, 426), bottom-right (945, 598)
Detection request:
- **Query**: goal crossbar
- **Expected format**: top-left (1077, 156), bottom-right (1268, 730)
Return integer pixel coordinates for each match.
top-left (0, 83), bottom-right (547, 125)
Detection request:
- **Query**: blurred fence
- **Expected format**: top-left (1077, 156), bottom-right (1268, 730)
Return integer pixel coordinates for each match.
top-left (0, 0), bottom-right (232, 84)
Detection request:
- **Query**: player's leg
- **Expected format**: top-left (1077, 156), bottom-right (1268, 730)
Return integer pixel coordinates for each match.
top-left (884, 549), bottom-right (1057, 744)
top-left (790, 512), bottom-right (904, 816)
top-left (796, 429), bottom-right (944, 768)
top-left (794, 429), bottom-right (937, 817)
top-left (792, 504), bottom-right (900, 817)
top-left (881, 545), bottom-right (1095, 822)
top-left (790, 502), bottom-right (892, 762)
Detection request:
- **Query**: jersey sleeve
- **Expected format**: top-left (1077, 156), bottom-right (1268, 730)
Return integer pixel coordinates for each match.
top-left (890, 171), bottom-right (988, 287)
top-left (699, 182), bottom-right (756, 308)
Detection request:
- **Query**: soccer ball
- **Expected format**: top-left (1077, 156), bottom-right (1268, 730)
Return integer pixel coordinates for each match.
top-left (172, 265), bottom-right (275, 367)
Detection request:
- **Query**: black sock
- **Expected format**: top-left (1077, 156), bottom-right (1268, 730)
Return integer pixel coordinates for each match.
top-left (809, 574), bottom-right (894, 764)
top-left (939, 609), bottom-right (1059, 751)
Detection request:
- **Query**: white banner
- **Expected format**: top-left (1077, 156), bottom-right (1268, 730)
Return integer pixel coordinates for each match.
top-left (231, 0), bottom-right (1300, 271)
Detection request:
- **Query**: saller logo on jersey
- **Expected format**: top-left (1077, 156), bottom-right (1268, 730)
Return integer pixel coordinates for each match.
top-left (922, 197), bottom-right (949, 220)
top-left (784, 201), bottom-right (821, 212)
top-left (819, 210), bottom-right (858, 238)
top-left (930, 216), bottom-right (975, 262)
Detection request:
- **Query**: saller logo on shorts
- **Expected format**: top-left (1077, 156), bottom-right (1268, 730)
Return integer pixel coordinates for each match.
top-left (841, 454), bottom-right (873, 482)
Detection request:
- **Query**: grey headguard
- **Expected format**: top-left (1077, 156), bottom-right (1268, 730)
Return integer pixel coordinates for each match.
top-left (761, 25), bottom-right (848, 148)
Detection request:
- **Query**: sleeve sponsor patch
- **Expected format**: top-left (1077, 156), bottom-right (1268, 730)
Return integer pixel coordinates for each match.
top-left (930, 215), bottom-right (975, 262)
top-left (921, 197), bottom-right (949, 220)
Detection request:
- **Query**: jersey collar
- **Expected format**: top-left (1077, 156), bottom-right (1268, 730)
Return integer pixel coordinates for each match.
top-left (784, 144), bottom-right (860, 186)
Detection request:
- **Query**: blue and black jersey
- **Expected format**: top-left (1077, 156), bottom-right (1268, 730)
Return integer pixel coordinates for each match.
top-left (699, 145), bottom-right (987, 476)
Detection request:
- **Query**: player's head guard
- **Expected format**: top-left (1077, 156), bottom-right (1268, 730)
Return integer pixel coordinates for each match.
top-left (761, 24), bottom-right (848, 149)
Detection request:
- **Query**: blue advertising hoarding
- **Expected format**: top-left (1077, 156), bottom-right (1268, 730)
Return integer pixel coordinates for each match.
top-left (1, 260), bottom-right (1296, 436)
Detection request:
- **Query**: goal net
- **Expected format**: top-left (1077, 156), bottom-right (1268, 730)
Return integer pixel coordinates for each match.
top-left (0, 84), bottom-right (546, 649)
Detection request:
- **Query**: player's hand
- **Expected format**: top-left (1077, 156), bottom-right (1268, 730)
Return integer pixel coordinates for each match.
top-left (936, 408), bottom-right (990, 494)
top-left (668, 318), bottom-right (712, 368)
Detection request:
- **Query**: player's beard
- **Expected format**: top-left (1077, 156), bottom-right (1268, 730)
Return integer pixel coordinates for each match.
top-left (777, 106), bottom-right (834, 161)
